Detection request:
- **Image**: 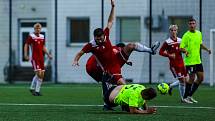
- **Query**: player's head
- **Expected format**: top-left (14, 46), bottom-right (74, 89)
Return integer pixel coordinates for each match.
top-left (169, 24), bottom-right (178, 38)
top-left (34, 23), bottom-right (42, 34)
top-left (93, 28), bottom-right (105, 46)
top-left (188, 18), bottom-right (196, 31)
top-left (116, 42), bottom-right (125, 47)
top-left (141, 87), bottom-right (157, 100)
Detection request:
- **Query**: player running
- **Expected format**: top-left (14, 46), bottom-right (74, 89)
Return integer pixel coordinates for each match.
top-left (159, 25), bottom-right (189, 103)
top-left (24, 23), bottom-right (52, 96)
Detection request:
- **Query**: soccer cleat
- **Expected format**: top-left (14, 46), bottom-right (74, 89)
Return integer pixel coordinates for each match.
top-left (29, 89), bottom-right (35, 95)
top-left (33, 92), bottom-right (42, 96)
top-left (103, 105), bottom-right (114, 111)
top-left (181, 98), bottom-right (193, 104)
top-left (187, 96), bottom-right (198, 103)
top-left (151, 41), bottom-right (160, 55)
top-left (168, 87), bottom-right (173, 96)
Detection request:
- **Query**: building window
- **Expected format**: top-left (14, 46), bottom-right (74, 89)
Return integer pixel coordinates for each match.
top-left (168, 16), bottom-right (192, 38)
top-left (67, 18), bottom-right (90, 44)
top-left (117, 17), bottom-right (141, 42)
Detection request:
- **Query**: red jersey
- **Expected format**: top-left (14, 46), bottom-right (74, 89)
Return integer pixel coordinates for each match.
top-left (26, 33), bottom-right (45, 61)
top-left (86, 46), bottom-right (128, 82)
top-left (159, 37), bottom-right (184, 67)
top-left (82, 28), bottom-right (117, 72)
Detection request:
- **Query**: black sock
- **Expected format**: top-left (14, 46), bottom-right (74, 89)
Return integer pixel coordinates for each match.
top-left (189, 83), bottom-right (199, 96)
top-left (183, 83), bottom-right (192, 98)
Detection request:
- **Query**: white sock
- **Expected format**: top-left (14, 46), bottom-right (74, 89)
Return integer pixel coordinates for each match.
top-left (30, 75), bottom-right (37, 90)
top-left (179, 82), bottom-right (185, 99)
top-left (35, 78), bottom-right (42, 93)
top-left (170, 80), bottom-right (179, 88)
top-left (134, 43), bottom-right (152, 53)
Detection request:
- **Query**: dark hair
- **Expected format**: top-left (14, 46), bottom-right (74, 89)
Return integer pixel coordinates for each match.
top-left (93, 28), bottom-right (104, 37)
top-left (116, 42), bottom-right (126, 47)
top-left (189, 18), bottom-right (196, 22)
top-left (141, 87), bottom-right (157, 100)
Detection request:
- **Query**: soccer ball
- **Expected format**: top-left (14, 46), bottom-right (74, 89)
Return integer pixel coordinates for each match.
top-left (157, 83), bottom-right (170, 95)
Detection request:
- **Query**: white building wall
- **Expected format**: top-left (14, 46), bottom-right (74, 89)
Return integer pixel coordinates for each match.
top-left (0, 0), bottom-right (9, 83)
top-left (57, 0), bottom-right (102, 83)
top-left (0, 0), bottom-right (213, 84)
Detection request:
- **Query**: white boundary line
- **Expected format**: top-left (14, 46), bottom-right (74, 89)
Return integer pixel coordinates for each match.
top-left (0, 103), bottom-right (214, 110)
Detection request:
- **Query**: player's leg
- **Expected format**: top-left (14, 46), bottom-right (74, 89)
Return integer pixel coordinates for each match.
top-left (188, 64), bottom-right (204, 103)
top-left (86, 64), bottom-right (103, 82)
top-left (30, 60), bottom-right (39, 95)
top-left (183, 65), bottom-right (195, 99)
top-left (34, 60), bottom-right (45, 96)
top-left (168, 66), bottom-right (180, 95)
top-left (122, 41), bottom-right (160, 56)
top-left (34, 70), bottom-right (44, 96)
top-left (29, 74), bottom-right (38, 93)
top-left (178, 77), bottom-right (185, 100)
top-left (101, 74), bottom-right (118, 111)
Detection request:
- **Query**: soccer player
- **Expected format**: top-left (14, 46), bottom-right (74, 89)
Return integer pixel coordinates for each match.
top-left (72, 0), bottom-right (125, 84)
top-left (180, 18), bottom-right (211, 103)
top-left (24, 23), bottom-right (52, 96)
top-left (86, 41), bottom-right (160, 83)
top-left (159, 25), bottom-right (189, 103)
top-left (102, 81), bottom-right (157, 114)
top-left (73, 0), bottom-right (160, 85)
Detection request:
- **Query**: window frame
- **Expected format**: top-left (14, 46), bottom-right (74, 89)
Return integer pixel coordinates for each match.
top-left (116, 17), bottom-right (141, 43)
top-left (66, 17), bottom-right (90, 47)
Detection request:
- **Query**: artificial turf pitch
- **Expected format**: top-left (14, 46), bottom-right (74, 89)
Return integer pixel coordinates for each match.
top-left (0, 84), bottom-right (214, 121)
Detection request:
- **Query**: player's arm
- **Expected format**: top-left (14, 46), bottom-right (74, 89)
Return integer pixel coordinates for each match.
top-left (24, 43), bottom-right (29, 61)
top-left (43, 46), bottom-right (52, 59)
top-left (180, 48), bottom-right (189, 57)
top-left (159, 42), bottom-right (169, 57)
top-left (106, 0), bottom-right (115, 30)
top-left (72, 50), bottom-right (85, 66)
top-left (129, 106), bottom-right (156, 114)
top-left (201, 44), bottom-right (211, 54)
top-left (180, 35), bottom-right (189, 56)
top-left (159, 42), bottom-right (175, 59)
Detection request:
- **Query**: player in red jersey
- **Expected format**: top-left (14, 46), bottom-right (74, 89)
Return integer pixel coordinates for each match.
top-left (24, 23), bottom-right (52, 96)
top-left (73, 0), bottom-right (160, 85)
top-left (159, 25), bottom-right (190, 103)
top-left (86, 41), bottom-right (160, 83)
top-left (73, 0), bottom-right (126, 85)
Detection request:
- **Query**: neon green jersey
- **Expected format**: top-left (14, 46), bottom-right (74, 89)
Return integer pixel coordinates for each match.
top-left (114, 84), bottom-right (146, 108)
top-left (180, 30), bottom-right (202, 65)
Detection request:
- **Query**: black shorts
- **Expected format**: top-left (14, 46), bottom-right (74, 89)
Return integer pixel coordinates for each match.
top-left (186, 63), bottom-right (204, 74)
top-left (103, 86), bottom-right (118, 107)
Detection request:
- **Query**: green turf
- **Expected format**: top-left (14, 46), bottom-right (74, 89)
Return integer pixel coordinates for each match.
top-left (0, 84), bottom-right (214, 121)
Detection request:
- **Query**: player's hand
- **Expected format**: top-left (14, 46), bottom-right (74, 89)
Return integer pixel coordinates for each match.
top-left (111, 0), bottom-right (115, 7)
top-left (24, 55), bottom-right (29, 61)
top-left (184, 51), bottom-right (189, 57)
top-left (146, 107), bottom-right (157, 114)
top-left (169, 53), bottom-right (176, 59)
top-left (208, 49), bottom-right (211, 54)
top-left (47, 54), bottom-right (53, 60)
top-left (72, 61), bottom-right (79, 66)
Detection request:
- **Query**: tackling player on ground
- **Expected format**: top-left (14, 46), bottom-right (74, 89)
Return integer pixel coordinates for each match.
top-left (102, 80), bottom-right (157, 114)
